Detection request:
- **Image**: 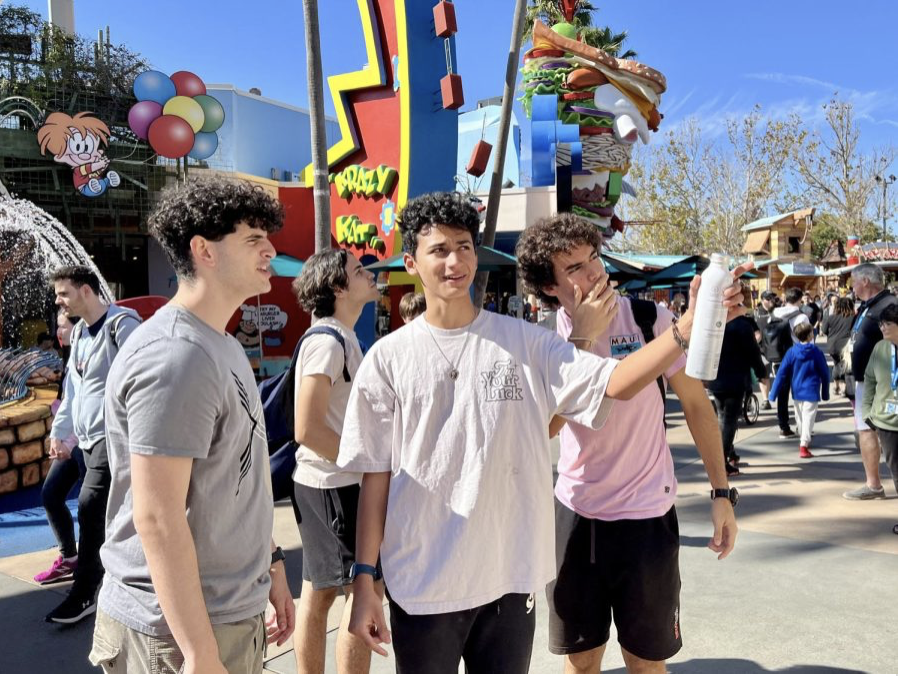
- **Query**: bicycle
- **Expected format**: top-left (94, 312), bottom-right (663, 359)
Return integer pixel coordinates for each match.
top-left (708, 387), bottom-right (760, 426)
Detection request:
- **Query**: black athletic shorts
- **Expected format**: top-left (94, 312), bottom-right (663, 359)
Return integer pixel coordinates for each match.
top-left (547, 500), bottom-right (682, 662)
top-left (388, 592), bottom-right (536, 674)
top-left (292, 482), bottom-right (360, 590)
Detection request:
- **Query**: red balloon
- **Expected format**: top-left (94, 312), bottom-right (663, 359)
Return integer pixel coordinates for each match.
top-left (148, 115), bottom-right (195, 158)
top-left (170, 70), bottom-right (206, 98)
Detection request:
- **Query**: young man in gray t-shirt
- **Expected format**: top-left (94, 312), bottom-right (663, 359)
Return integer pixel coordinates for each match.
top-left (91, 177), bottom-right (295, 674)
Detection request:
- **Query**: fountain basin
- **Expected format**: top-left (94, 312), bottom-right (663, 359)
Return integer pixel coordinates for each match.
top-left (0, 386), bottom-right (56, 494)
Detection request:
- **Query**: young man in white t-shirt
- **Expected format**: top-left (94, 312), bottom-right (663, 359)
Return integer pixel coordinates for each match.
top-left (517, 214), bottom-right (738, 674)
top-left (290, 248), bottom-right (381, 673)
top-left (337, 192), bottom-right (750, 673)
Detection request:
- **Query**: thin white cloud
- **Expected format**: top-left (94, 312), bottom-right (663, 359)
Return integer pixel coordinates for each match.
top-left (745, 72), bottom-right (842, 92)
top-left (657, 74), bottom-right (898, 148)
top-left (663, 88), bottom-right (696, 117)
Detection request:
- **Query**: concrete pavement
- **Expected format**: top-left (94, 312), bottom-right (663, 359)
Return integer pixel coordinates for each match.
top-left (1, 393), bottom-right (896, 673)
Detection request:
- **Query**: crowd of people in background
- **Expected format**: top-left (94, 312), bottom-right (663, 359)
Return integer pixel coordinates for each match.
top-left (697, 265), bottom-right (897, 537)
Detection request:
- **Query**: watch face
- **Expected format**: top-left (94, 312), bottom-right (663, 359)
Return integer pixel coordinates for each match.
top-left (729, 488), bottom-right (739, 506)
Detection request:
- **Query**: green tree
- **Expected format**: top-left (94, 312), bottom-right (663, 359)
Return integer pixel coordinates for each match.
top-left (616, 107), bottom-right (806, 256)
top-left (521, 0), bottom-right (637, 58)
top-left (0, 2), bottom-right (150, 127)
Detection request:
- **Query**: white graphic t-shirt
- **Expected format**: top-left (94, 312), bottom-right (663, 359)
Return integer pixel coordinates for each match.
top-left (338, 311), bottom-right (617, 615)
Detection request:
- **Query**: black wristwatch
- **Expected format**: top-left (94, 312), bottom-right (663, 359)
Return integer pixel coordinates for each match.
top-left (271, 546), bottom-right (286, 565)
top-left (349, 562), bottom-right (381, 581)
top-left (711, 487), bottom-right (739, 507)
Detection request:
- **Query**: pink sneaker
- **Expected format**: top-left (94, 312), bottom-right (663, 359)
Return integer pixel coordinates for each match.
top-left (34, 555), bottom-right (77, 585)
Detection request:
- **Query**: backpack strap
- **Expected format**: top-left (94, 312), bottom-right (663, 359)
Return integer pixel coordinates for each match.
top-left (282, 326), bottom-right (352, 439)
top-left (108, 311), bottom-right (141, 353)
top-left (629, 299), bottom-right (668, 421)
top-left (296, 326), bottom-right (351, 383)
top-left (70, 318), bottom-right (87, 377)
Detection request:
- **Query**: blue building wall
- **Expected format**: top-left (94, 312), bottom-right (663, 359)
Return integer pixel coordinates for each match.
top-left (456, 105), bottom-right (521, 192)
top-left (205, 85), bottom-right (340, 180)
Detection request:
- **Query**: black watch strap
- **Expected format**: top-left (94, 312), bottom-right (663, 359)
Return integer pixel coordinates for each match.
top-left (711, 488), bottom-right (738, 507)
top-left (271, 546), bottom-right (286, 565)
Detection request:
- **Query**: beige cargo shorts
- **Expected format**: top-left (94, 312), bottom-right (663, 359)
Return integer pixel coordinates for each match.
top-left (89, 608), bottom-right (266, 674)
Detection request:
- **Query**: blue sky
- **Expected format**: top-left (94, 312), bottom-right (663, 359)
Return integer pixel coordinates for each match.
top-left (14, 0), bottom-right (898, 170)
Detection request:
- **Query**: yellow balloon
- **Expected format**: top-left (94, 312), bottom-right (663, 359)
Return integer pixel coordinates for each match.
top-left (162, 96), bottom-right (205, 133)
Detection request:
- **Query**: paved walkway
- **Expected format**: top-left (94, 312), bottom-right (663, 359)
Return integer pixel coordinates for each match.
top-left (1, 394), bottom-right (896, 673)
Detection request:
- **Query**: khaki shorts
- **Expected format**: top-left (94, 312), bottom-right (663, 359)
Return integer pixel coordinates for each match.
top-left (89, 608), bottom-right (266, 674)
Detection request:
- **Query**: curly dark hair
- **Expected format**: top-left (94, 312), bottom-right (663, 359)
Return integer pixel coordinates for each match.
top-left (515, 213), bottom-right (602, 305)
top-left (148, 176), bottom-right (284, 278)
top-left (292, 249), bottom-right (349, 318)
top-left (398, 192), bottom-right (481, 255)
top-left (50, 265), bottom-right (101, 295)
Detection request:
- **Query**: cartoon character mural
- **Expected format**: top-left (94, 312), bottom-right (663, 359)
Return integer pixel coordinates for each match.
top-left (233, 303), bottom-right (289, 358)
top-left (37, 112), bottom-right (121, 197)
top-left (520, 14), bottom-right (666, 240)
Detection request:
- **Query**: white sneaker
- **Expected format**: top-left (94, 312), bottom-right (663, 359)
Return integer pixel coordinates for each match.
top-left (107, 171), bottom-right (120, 187)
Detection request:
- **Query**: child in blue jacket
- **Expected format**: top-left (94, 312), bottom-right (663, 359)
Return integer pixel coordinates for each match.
top-left (769, 322), bottom-right (830, 457)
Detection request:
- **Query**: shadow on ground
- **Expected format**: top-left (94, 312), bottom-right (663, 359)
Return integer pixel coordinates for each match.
top-left (605, 658), bottom-right (863, 674)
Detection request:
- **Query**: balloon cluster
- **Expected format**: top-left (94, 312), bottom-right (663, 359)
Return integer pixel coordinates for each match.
top-left (128, 70), bottom-right (225, 160)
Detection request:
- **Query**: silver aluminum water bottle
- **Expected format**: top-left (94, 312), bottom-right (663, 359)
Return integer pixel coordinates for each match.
top-left (685, 254), bottom-right (732, 380)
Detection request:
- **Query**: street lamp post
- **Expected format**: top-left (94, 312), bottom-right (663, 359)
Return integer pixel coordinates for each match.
top-left (875, 173), bottom-right (896, 242)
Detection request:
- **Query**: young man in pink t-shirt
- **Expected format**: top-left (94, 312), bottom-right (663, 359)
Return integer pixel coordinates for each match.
top-left (517, 214), bottom-right (739, 674)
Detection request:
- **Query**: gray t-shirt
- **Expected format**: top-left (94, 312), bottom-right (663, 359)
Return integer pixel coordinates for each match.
top-left (99, 305), bottom-right (273, 636)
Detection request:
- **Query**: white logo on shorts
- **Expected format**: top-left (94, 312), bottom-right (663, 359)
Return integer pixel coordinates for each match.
top-left (525, 593), bottom-right (535, 614)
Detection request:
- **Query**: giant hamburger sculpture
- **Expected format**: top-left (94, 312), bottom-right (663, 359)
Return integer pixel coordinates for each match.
top-left (521, 19), bottom-right (666, 240)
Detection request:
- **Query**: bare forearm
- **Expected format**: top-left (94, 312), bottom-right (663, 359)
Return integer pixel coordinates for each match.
top-left (136, 513), bottom-right (218, 662)
top-left (296, 423), bottom-right (340, 463)
top-left (356, 472), bottom-right (389, 565)
top-left (682, 398), bottom-right (728, 488)
top-left (607, 326), bottom-right (686, 400)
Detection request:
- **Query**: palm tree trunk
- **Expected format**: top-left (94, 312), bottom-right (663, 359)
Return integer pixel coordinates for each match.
top-left (472, 0), bottom-right (527, 309)
top-left (303, 0), bottom-right (332, 252)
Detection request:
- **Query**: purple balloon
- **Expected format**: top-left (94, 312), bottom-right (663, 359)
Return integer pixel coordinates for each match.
top-left (128, 100), bottom-right (163, 141)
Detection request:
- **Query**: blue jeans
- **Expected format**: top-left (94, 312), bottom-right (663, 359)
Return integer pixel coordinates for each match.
top-left (41, 447), bottom-right (85, 558)
top-left (78, 177), bottom-right (109, 197)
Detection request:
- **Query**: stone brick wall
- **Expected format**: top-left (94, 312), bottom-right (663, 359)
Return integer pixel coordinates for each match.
top-left (0, 387), bottom-right (57, 494)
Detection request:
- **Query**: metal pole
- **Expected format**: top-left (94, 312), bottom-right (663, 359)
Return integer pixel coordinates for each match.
top-left (472, 0), bottom-right (527, 309)
top-left (884, 179), bottom-right (889, 242)
top-left (303, 0), bottom-right (332, 252)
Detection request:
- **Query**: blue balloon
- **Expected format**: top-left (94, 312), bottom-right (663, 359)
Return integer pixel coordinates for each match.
top-left (188, 132), bottom-right (219, 160)
top-left (134, 70), bottom-right (176, 106)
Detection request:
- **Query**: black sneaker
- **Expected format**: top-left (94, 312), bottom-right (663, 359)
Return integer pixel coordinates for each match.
top-left (45, 591), bottom-right (97, 624)
top-left (761, 400), bottom-right (772, 410)
top-left (779, 428), bottom-right (796, 439)
top-left (726, 462), bottom-right (740, 477)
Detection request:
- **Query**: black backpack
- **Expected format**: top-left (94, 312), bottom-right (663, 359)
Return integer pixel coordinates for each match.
top-left (763, 311), bottom-right (797, 363)
top-left (630, 298), bottom-right (668, 426)
top-left (258, 326), bottom-right (351, 502)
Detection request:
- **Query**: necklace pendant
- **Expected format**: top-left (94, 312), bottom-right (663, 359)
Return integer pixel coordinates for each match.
top-left (449, 368), bottom-right (459, 381)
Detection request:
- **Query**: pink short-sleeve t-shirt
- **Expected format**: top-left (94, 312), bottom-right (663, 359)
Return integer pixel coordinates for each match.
top-left (555, 298), bottom-right (687, 520)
